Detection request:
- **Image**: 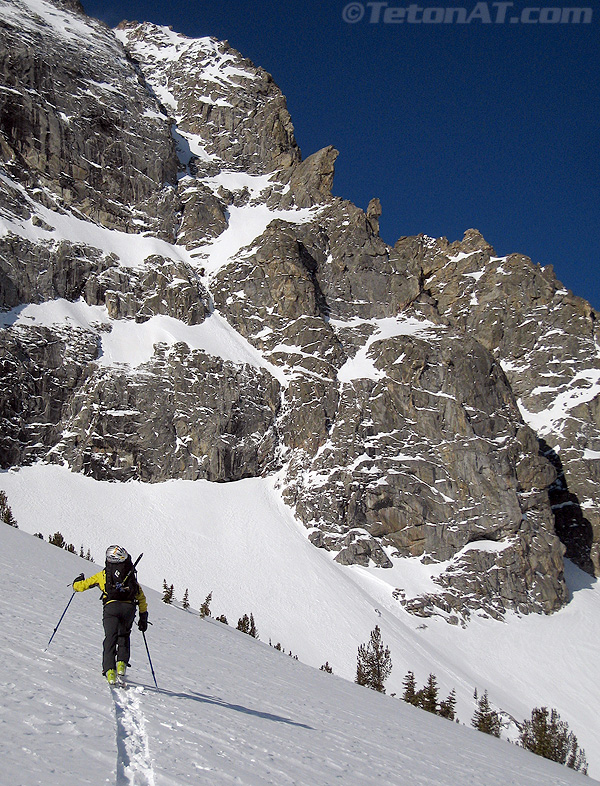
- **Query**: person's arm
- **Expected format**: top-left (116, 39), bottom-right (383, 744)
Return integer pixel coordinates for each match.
top-left (136, 585), bottom-right (149, 630)
top-left (73, 569), bottom-right (105, 593)
top-left (136, 585), bottom-right (148, 614)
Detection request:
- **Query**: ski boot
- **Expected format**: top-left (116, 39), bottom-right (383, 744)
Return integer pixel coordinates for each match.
top-left (106, 669), bottom-right (117, 685)
top-left (117, 661), bottom-right (127, 679)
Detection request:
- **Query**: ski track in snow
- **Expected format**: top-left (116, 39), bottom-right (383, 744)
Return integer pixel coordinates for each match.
top-left (111, 686), bottom-right (155, 786)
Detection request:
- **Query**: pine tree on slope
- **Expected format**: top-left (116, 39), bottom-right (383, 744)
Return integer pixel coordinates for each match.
top-left (518, 707), bottom-right (587, 773)
top-left (0, 490), bottom-right (17, 528)
top-left (439, 689), bottom-right (457, 721)
top-left (355, 625), bottom-right (392, 694)
top-left (471, 690), bottom-right (501, 737)
top-left (162, 580), bottom-right (173, 604)
top-left (200, 592), bottom-right (212, 618)
top-left (402, 671), bottom-right (418, 706)
top-left (237, 613), bottom-right (259, 639)
top-left (418, 673), bottom-right (439, 714)
top-left (248, 613), bottom-right (259, 639)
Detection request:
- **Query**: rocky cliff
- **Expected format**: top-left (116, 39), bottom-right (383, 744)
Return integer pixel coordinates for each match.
top-left (1, 0), bottom-right (598, 623)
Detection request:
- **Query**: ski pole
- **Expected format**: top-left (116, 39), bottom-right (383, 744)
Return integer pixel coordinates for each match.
top-left (45, 592), bottom-right (76, 651)
top-left (142, 629), bottom-right (158, 689)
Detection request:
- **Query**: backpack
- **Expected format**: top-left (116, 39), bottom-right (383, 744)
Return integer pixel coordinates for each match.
top-left (104, 556), bottom-right (138, 603)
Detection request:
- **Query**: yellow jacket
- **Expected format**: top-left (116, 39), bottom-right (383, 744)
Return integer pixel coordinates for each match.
top-left (74, 569), bottom-right (148, 613)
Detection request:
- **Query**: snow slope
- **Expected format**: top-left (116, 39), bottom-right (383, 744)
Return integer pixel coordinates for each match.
top-left (0, 523), bottom-right (593, 785)
top-left (2, 463), bottom-right (599, 778)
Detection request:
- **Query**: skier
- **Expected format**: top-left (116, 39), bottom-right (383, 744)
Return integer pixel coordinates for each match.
top-left (73, 545), bottom-right (148, 685)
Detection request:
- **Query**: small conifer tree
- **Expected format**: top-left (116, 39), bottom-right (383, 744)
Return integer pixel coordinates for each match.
top-left (248, 613), bottom-right (258, 639)
top-left (355, 625), bottom-right (392, 694)
top-left (402, 670), bottom-right (418, 706)
top-left (417, 673), bottom-right (439, 714)
top-left (0, 491), bottom-right (18, 528)
top-left (403, 671), bottom-right (457, 720)
top-left (518, 707), bottom-right (587, 773)
top-left (162, 580), bottom-right (173, 604)
top-left (471, 690), bottom-right (502, 737)
top-left (237, 614), bottom-right (250, 634)
top-left (215, 614), bottom-right (228, 625)
top-left (182, 588), bottom-right (190, 610)
top-left (439, 689), bottom-right (457, 721)
top-left (320, 662), bottom-right (333, 674)
top-left (200, 592), bottom-right (212, 618)
top-left (237, 613), bottom-right (259, 638)
top-left (49, 531), bottom-right (66, 548)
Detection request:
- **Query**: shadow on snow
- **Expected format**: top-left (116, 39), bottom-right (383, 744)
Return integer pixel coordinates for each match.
top-left (129, 682), bottom-right (315, 730)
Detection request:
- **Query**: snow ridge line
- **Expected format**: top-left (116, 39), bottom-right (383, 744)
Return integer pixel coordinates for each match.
top-left (112, 685), bottom-right (155, 786)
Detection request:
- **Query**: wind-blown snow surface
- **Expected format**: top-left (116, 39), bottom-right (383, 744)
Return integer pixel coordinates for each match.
top-left (2, 464), bottom-right (599, 779)
top-left (0, 524), bottom-right (593, 785)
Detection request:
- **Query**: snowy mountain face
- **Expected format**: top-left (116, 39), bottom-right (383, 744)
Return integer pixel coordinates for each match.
top-left (1, 0), bottom-right (599, 619)
top-left (1, 1), bottom-right (600, 768)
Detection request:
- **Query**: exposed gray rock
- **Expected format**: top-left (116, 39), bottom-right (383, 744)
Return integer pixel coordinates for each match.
top-left (309, 528), bottom-right (393, 568)
top-left (0, 324), bottom-right (99, 467)
top-left (85, 256), bottom-right (211, 325)
top-left (176, 182), bottom-right (229, 248)
top-left (314, 200), bottom-right (421, 319)
top-left (0, 235), bottom-right (114, 309)
top-left (280, 322), bottom-right (566, 618)
top-left (280, 146), bottom-right (339, 208)
top-left (48, 343), bottom-right (281, 482)
top-left (117, 22), bottom-right (301, 178)
top-left (0, 0), bottom-right (179, 235)
top-left (398, 521), bottom-right (567, 623)
top-left (366, 197), bottom-right (382, 235)
top-left (397, 229), bottom-right (600, 576)
top-left (0, 231), bottom-right (210, 325)
top-left (53, 0), bottom-right (85, 13)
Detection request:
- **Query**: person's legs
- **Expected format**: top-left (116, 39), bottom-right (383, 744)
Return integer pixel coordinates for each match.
top-left (102, 604), bottom-right (120, 674)
top-left (116, 603), bottom-right (136, 666)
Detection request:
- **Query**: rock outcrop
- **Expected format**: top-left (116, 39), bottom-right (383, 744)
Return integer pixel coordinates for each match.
top-left (48, 345), bottom-right (281, 483)
top-left (0, 0), bottom-right (179, 235)
top-left (0, 323), bottom-right (99, 467)
top-left (393, 230), bottom-right (600, 575)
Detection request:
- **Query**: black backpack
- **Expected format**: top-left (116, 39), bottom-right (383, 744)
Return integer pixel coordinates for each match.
top-left (104, 556), bottom-right (138, 603)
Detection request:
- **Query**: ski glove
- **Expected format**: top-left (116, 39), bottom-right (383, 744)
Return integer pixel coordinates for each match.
top-left (73, 573), bottom-right (84, 588)
top-left (138, 611), bottom-right (149, 632)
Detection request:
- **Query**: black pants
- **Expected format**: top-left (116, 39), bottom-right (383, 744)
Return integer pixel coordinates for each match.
top-left (102, 601), bottom-right (136, 674)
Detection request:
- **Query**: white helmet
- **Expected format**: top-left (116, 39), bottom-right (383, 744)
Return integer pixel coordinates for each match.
top-left (105, 545), bottom-right (129, 563)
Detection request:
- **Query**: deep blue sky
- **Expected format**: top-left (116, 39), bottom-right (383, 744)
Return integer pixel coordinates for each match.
top-left (82, 0), bottom-right (599, 309)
